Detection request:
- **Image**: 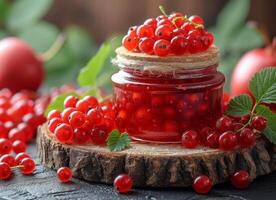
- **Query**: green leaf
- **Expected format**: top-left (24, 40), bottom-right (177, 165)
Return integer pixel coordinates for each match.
top-left (217, 0), bottom-right (250, 38)
top-left (256, 105), bottom-right (276, 145)
top-left (226, 94), bottom-right (253, 116)
top-left (44, 92), bottom-right (79, 116)
top-left (7, 0), bottom-right (53, 32)
top-left (249, 68), bottom-right (276, 104)
top-left (0, 0), bottom-right (9, 23)
top-left (107, 129), bottom-right (131, 152)
top-left (18, 21), bottom-right (59, 53)
top-left (77, 42), bottom-right (112, 87)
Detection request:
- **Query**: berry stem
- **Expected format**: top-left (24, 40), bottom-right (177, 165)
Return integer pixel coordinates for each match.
top-left (39, 33), bottom-right (66, 62)
top-left (158, 5), bottom-right (168, 17)
top-left (10, 165), bottom-right (24, 170)
top-left (236, 102), bottom-right (258, 133)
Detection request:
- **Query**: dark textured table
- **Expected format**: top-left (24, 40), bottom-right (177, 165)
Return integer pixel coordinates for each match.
top-left (0, 143), bottom-right (275, 200)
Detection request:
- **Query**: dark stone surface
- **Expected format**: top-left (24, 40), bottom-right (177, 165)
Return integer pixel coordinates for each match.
top-left (0, 143), bottom-right (276, 200)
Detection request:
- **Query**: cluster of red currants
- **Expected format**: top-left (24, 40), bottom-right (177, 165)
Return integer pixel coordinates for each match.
top-left (0, 89), bottom-right (47, 156)
top-left (47, 96), bottom-right (115, 145)
top-left (0, 152), bottom-right (35, 180)
top-left (122, 12), bottom-right (214, 57)
top-left (182, 114), bottom-right (267, 150)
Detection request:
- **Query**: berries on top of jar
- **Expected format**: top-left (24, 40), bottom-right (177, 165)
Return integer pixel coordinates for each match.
top-left (122, 7), bottom-right (214, 57)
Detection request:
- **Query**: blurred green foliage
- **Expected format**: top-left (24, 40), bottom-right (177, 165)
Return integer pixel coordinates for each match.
top-left (209, 0), bottom-right (264, 91)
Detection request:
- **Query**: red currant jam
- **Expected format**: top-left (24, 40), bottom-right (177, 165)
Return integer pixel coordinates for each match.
top-left (112, 46), bottom-right (225, 143)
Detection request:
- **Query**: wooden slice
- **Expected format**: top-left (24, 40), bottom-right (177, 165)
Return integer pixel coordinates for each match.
top-left (37, 124), bottom-right (276, 187)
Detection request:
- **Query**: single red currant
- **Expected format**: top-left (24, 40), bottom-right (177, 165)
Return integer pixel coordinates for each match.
top-left (182, 130), bottom-right (199, 148)
top-left (17, 123), bottom-right (34, 142)
top-left (61, 107), bottom-right (77, 123)
top-left (157, 19), bottom-right (174, 28)
top-left (201, 32), bottom-right (214, 50)
top-left (15, 152), bottom-right (31, 165)
top-left (154, 39), bottom-right (171, 57)
top-left (138, 37), bottom-right (154, 54)
top-left (251, 116), bottom-right (267, 132)
top-left (0, 162), bottom-right (11, 180)
top-left (155, 25), bottom-right (173, 40)
top-left (8, 128), bottom-right (26, 142)
top-left (64, 96), bottom-right (79, 108)
top-left (114, 174), bottom-right (133, 193)
top-left (170, 36), bottom-right (188, 55)
top-left (199, 127), bottom-right (215, 144)
top-left (54, 123), bottom-right (73, 143)
top-left (144, 18), bottom-right (157, 29)
top-left (171, 28), bottom-right (187, 38)
top-left (230, 170), bottom-right (251, 189)
top-left (181, 22), bottom-right (195, 32)
top-left (69, 111), bottom-right (86, 128)
top-left (136, 24), bottom-right (154, 38)
top-left (91, 124), bottom-right (109, 145)
top-left (76, 99), bottom-right (93, 114)
top-left (0, 154), bottom-right (16, 167)
top-left (219, 131), bottom-right (238, 150)
top-left (72, 128), bottom-right (90, 144)
top-left (86, 107), bottom-right (103, 126)
top-left (193, 175), bottom-right (212, 194)
top-left (20, 158), bottom-right (35, 175)
top-left (206, 133), bottom-right (220, 148)
top-left (238, 128), bottom-right (256, 148)
top-left (189, 15), bottom-right (204, 25)
top-left (12, 140), bottom-right (26, 154)
top-left (127, 26), bottom-right (138, 37)
top-left (122, 35), bottom-right (139, 51)
top-left (48, 117), bottom-right (63, 133)
top-left (57, 167), bottom-right (72, 183)
top-left (47, 109), bottom-right (61, 120)
top-left (216, 116), bottom-right (233, 132)
top-left (0, 138), bottom-right (12, 155)
top-left (82, 96), bottom-right (99, 108)
top-left (156, 15), bottom-right (167, 21)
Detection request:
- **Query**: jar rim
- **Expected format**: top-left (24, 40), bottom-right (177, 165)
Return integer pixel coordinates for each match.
top-left (112, 46), bottom-right (219, 73)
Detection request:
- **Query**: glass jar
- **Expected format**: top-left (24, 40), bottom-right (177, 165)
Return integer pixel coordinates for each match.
top-left (111, 46), bottom-right (225, 143)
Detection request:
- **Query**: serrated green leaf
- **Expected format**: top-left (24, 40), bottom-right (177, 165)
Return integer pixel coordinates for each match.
top-left (256, 105), bottom-right (276, 145)
top-left (18, 21), bottom-right (59, 53)
top-left (44, 92), bottom-right (79, 116)
top-left (7, 0), bottom-right (53, 32)
top-left (107, 129), bottom-right (131, 152)
top-left (77, 42), bottom-right (111, 87)
top-left (249, 68), bottom-right (276, 104)
top-left (217, 0), bottom-right (250, 38)
top-left (226, 94), bottom-right (252, 116)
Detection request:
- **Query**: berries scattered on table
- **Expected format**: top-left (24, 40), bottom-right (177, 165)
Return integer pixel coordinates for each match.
top-left (193, 175), bottom-right (212, 194)
top-left (57, 167), bottom-right (72, 183)
top-left (230, 170), bottom-right (251, 189)
top-left (19, 158), bottom-right (36, 175)
top-left (114, 174), bottom-right (133, 193)
top-left (0, 162), bottom-right (12, 180)
top-left (122, 9), bottom-right (214, 56)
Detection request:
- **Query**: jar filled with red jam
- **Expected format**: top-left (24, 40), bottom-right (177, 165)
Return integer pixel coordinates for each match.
top-left (112, 46), bottom-right (225, 143)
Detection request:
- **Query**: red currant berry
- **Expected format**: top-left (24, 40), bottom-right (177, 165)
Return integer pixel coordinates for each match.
top-left (82, 96), bottom-right (99, 108)
top-left (187, 34), bottom-right (203, 53)
top-left (87, 107), bottom-right (103, 126)
top-left (0, 162), bottom-right (11, 180)
top-left (174, 18), bottom-right (186, 28)
top-left (17, 123), bottom-right (34, 142)
top-left (122, 35), bottom-right (139, 51)
top-left (15, 152), bottom-right (31, 165)
top-left (238, 128), bottom-right (256, 148)
top-left (199, 127), bottom-right (215, 144)
top-left (72, 128), bottom-right (90, 144)
top-left (12, 140), bottom-right (26, 154)
top-left (54, 123), bottom-right (73, 143)
top-left (20, 158), bottom-right (35, 175)
top-left (136, 24), bottom-right (154, 38)
top-left (69, 111), bottom-right (86, 129)
top-left (0, 138), bottom-right (12, 155)
top-left (169, 12), bottom-right (183, 19)
top-left (47, 109), bottom-right (61, 120)
top-left (240, 115), bottom-right (250, 124)
top-left (57, 167), bottom-right (72, 183)
top-left (22, 113), bottom-right (39, 129)
top-left (251, 116), bottom-right (267, 132)
top-left (216, 116), bottom-right (233, 132)
top-left (127, 26), bottom-right (138, 37)
top-left (157, 19), bottom-right (174, 28)
top-left (189, 15), bottom-right (204, 25)
top-left (0, 123), bottom-right (8, 138)
top-left (230, 170), bottom-right (251, 189)
top-left (48, 117), bottom-right (63, 133)
top-left (201, 32), bottom-right (214, 50)
top-left (114, 174), bottom-right (133, 194)
top-left (144, 18), bottom-right (157, 29)
top-left (206, 133), bottom-right (220, 148)
top-left (219, 131), bottom-right (238, 150)
top-left (0, 154), bottom-right (16, 167)
top-left (61, 107), bottom-right (77, 123)
top-left (155, 25), bottom-right (173, 40)
top-left (171, 28), bottom-right (187, 38)
top-left (233, 123), bottom-right (243, 132)
top-left (182, 130), bottom-right (199, 148)
top-left (154, 39), bottom-right (171, 57)
top-left (138, 37), bottom-right (154, 54)
top-left (64, 96), bottom-right (79, 108)
top-left (91, 124), bottom-right (109, 145)
top-left (8, 128), bottom-right (26, 142)
top-left (156, 15), bottom-right (167, 21)
top-left (181, 22), bottom-right (195, 32)
top-left (193, 175), bottom-right (212, 194)
top-left (170, 36), bottom-right (188, 55)
top-left (76, 99), bottom-right (93, 114)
